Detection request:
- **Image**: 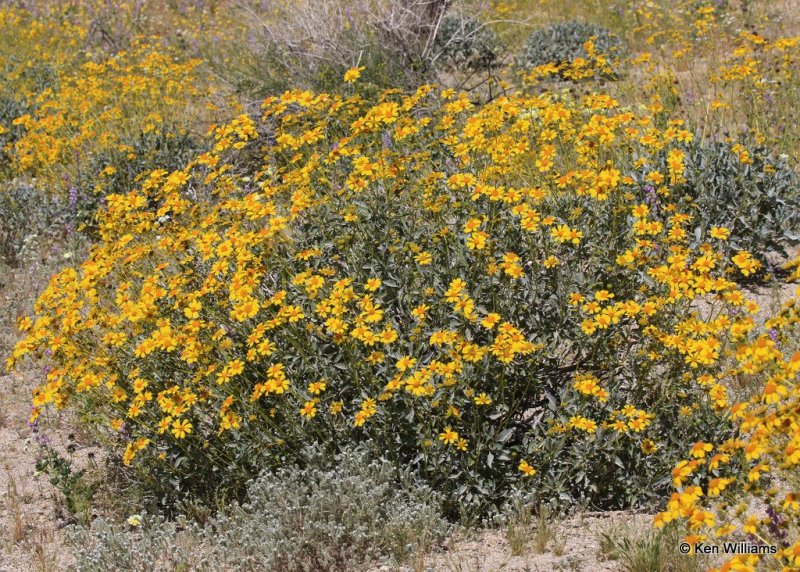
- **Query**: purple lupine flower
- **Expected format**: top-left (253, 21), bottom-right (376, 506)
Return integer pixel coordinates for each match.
top-left (644, 184), bottom-right (660, 213)
top-left (381, 129), bottom-right (393, 150)
top-left (765, 505), bottom-right (788, 545)
top-left (68, 185), bottom-right (79, 234)
top-left (30, 416), bottom-right (50, 446)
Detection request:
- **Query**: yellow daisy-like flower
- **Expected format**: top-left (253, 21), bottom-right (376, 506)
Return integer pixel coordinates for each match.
top-left (300, 399), bottom-right (318, 419)
top-left (344, 66), bottom-right (365, 83)
top-left (641, 439), bottom-right (658, 455)
top-left (481, 313), bottom-right (501, 329)
top-left (308, 381), bottom-right (327, 394)
top-left (709, 226), bottom-right (730, 240)
top-left (171, 418), bottom-right (192, 439)
top-left (438, 426), bottom-right (459, 445)
top-left (519, 459), bottom-right (537, 477)
top-left (414, 251), bottom-right (432, 265)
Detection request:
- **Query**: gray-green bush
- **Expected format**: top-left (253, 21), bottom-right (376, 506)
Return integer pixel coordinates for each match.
top-left (0, 180), bottom-right (70, 267)
top-left (432, 13), bottom-right (503, 71)
top-left (648, 141), bottom-right (800, 267)
top-left (519, 21), bottom-right (625, 74)
top-left (67, 446), bottom-right (449, 572)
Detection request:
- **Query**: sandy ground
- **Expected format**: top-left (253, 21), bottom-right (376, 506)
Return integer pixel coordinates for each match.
top-left (413, 513), bottom-right (647, 571)
top-left (1, 370), bottom-right (66, 572)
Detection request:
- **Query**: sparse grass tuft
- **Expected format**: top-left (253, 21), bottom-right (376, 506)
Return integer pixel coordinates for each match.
top-left (596, 519), bottom-right (704, 572)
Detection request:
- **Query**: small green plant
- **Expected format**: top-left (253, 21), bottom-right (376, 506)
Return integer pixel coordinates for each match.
top-left (532, 504), bottom-right (557, 554)
top-left (35, 443), bottom-right (96, 524)
top-left (519, 21), bottom-right (625, 74)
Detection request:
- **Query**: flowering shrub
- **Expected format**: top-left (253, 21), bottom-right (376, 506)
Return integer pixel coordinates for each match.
top-left (8, 42), bottom-right (205, 185)
top-left (0, 95), bottom-right (31, 174)
top-left (0, 4), bottom-right (215, 231)
top-left (519, 21), bottom-right (625, 79)
top-left (708, 32), bottom-right (800, 156)
top-left (656, 261), bottom-right (800, 572)
top-left (10, 81), bottom-right (789, 520)
top-left (71, 128), bottom-right (200, 233)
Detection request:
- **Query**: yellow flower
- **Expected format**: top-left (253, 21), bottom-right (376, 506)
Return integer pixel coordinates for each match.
top-left (308, 381), bottom-right (327, 394)
top-left (127, 515), bottom-right (142, 527)
top-left (438, 426), bottom-right (459, 445)
top-left (171, 418), bottom-right (192, 439)
top-left (300, 399), bottom-right (318, 419)
top-left (412, 304), bottom-right (429, 320)
top-left (641, 439), bottom-right (658, 454)
top-left (396, 355), bottom-right (417, 372)
top-left (543, 256), bottom-right (560, 268)
top-left (689, 441), bottom-right (713, 458)
top-left (344, 66), bottom-right (365, 83)
top-left (414, 251), bottom-right (432, 265)
top-left (519, 459), bottom-right (536, 477)
top-left (709, 226), bottom-right (730, 240)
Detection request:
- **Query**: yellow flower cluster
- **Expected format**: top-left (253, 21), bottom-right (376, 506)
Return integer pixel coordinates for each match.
top-left (5, 62), bottom-right (797, 520)
top-left (655, 258), bottom-right (800, 571)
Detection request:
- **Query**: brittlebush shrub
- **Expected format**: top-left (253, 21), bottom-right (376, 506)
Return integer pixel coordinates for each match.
top-left (8, 42), bottom-right (206, 186)
top-left (0, 6), bottom-right (214, 225)
top-left (8, 85), bottom-right (790, 519)
top-left (519, 21), bottom-right (625, 79)
top-left (675, 141), bottom-right (800, 263)
top-left (656, 266), bottom-right (800, 571)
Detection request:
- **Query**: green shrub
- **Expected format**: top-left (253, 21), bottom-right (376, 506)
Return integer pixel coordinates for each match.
top-left (432, 13), bottom-right (503, 71)
top-left (0, 94), bottom-right (30, 172)
top-left (675, 141), bottom-right (800, 264)
top-left (14, 89), bottom-right (751, 524)
top-left (519, 21), bottom-right (625, 74)
top-left (74, 128), bottom-right (200, 233)
top-left (0, 180), bottom-right (70, 267)
top-left (35, 443), bottom-right (97, 524)
top-left (67, 446), bottom-right (449, 572)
